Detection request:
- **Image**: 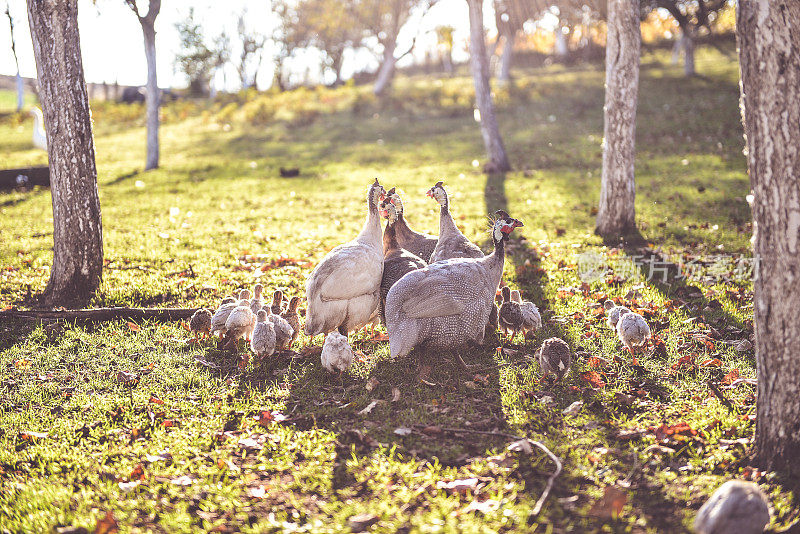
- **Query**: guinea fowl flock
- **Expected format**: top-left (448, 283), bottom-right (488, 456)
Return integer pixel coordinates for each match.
top-left (190, 178), bottom-right (652, 378)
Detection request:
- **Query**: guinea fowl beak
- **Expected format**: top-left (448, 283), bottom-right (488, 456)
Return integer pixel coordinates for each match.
top-left (512, 219), bottom-right (524, 228)
top-left (426, 189), bottom-right (434, 198)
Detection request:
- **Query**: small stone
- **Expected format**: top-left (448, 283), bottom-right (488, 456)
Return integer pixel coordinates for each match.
top-left (694, 480), bottom-right (770, 534)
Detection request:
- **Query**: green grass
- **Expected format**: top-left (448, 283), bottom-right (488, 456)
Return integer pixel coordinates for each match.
top-left (1, 42), bottom-right (797, 533)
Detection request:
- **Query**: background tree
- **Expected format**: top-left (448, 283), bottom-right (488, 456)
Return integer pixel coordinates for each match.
top-left (466, 0), bottom-right (510, 173)
top-left (435, 25), bottom-right (454, 75)
top-left (353, 0), bottom-right (436, 96)
top-left (174, 8), bottom-right (216, 95)
top-left (492, 0), bottom-right (544, 82)
top-left (595, 0), bottom-right (640, 239)
top-left (641, 0), bottom-right (727, 76)
top-left (236, 12), bottom-right (266, 90)
top-left (5, 2), bottom-right (23, 112)
top-left (26, 0), bottom-right (103, 306)
top-left (124, 0), bottom-right (161, 170)
top-left (272, 0), bottom-right (305, 90)
top-left (211, 31), bottom-right (231, 93)
top-left (737, 0), bottom-right (800, 478)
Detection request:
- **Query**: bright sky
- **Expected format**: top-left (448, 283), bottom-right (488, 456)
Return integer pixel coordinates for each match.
top-left (0, 0), bottom-right (495, 90)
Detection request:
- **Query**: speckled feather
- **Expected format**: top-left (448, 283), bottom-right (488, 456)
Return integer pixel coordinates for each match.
top-left (538, 337), bottom-right (571, 380)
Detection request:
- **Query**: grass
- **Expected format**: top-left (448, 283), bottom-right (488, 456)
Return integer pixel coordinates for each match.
top-left (1, 40), bottom-right (797, 532)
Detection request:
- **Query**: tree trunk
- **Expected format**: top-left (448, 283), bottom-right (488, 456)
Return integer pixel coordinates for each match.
top-left (373, 43), bottom-right (398, 96)
top-left (466, 0), bottom-right (511, 174)
top-left (554, 27), bottom-right (568, 56)
top-left (737, 0), bottom-right (800, 478)
top-left (682, 28), bottom-right (695, 76)
top-left (498, 33), bottom-right (514, 83)
top-left (141, 18), bottom-right (159, 170)
top-left (595, 0), bottom-right (640, 239)
top-left (26, 0), bottom-right (103, 307)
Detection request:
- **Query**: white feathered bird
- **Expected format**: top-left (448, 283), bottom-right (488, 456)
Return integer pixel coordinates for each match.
top-left (210, 295), bottom-right (239, 337)
top-left (266, 308), bottom-right (294, 351)
top-left (224, 294), bottom-right (256, 348)
top-left (250, 310), bottom-right (277, 359)
top-left (616, 309), bottom-right (651, 354)
top-left (604, 300), bottom-right (631, 329)
top-left (511, 289), bottom-right (542, 335)
top-left (30, 108), bottom-right (47, 151)
top-left (304, 179), bottom-right (386, 337)
top-left (321, 331), bottom-right (354, 373)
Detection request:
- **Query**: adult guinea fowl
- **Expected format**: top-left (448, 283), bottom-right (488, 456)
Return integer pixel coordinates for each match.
top-left (379, 198), bottom-right (427, 323)
top-left (427, 181), bottom-right (484, 263)
top-left (305, 179), bottom-right (386, 337)
top-left (384, 187), bottom-right (437, 262)
top-left (385, 211), bottom-right (523, 358)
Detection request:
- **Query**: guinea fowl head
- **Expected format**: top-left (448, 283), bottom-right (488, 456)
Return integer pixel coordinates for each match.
top-left (239, 289), bottom-right (251, 301)
top-left (386, 187), bottom-right (404, 214)
top-left (502, 286), bottom-right (511, 302)
top-left (369, 178), bottom-right (386, 206)
top-left (492, 211), bottom-right (523, 242)
top-left (257, 309), bottom-right (268, 322)
top-left (379, 198), bottom-right (398, 223)
top-left (272, 289), bottom-right (283, 305)
top-left (253, 283), bottom-right (263, 299)
top-left (603, 300), bottom-right (616, 311)
top-left (287, 296), bottom-right (301, 311)
top-left (426, 181), bottom-right (447, 206)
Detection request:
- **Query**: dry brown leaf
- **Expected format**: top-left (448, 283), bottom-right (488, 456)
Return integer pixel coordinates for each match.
top-left (126, 322), bottom-right (140, 332)
top-left (365, 377), bottom-right (379, 392)
top-left (588, 486), bottom-right (627, 519)
top-left (94, 511), bottom-right (119, 534)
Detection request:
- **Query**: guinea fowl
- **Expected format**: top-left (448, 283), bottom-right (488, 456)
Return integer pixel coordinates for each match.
top-left (321, 331), bottom-right (354, 373)
top-left (604, 300), bottom-right (631, 329)
top-left (427, 181), bottom-right (484, 263)
top-left (305, 179), bottom-right (386, 337)
top-left (211, 294), bottom-right (241, 337)
top-left (511, 289), bottom-right (542, 336)
top-left (250, 310), bottom-right (277, 361)
top-left (280, 296), bottom-right (302, 346)
top-left (270, 290), bottom-right (284, 315)
top-left (384, 187), bottom-right (438, 262)
top-left (379, 198), bottom-right (427, 323)
top-left (616, 309), bottom-right (651, 354)
top-left (268, 308), bottom-right (295, 351)
top-left (385, 211), bottom-right (523, 358)
top-left (250, 284), bottom-right (265, 314)
top-left (694, 480), bottom-right (771, 534)
top-left (223, 294), bottom-right (256, 348)
top-left (498, 286), bottom-right (524, 341)
top-left (538, 337), bottom-right (571, 380)
top-left (189, 308), bottom-right (213, 340)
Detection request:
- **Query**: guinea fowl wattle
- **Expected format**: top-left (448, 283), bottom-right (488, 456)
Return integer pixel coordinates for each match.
top-left (385, 210), bottom-right (523, 358)
top-left (384, 187), bottom-right (438, 263)
top-left (427, 181), bottom-right (484, 263)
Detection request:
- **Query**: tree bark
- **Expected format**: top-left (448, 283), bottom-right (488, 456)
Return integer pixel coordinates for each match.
top-left (27, 0), bottom-right (103, 307)
top-left (466, 0), bottom-right (511, 173)
top-left (737, 0), bottom-right (800, 478)
top-left (373, 42), bottom-right (398, 96)
top-left (498, 33), bottom-right (514, 83)
top-left (682, 28), bottom-right (695, 76)
top-left (595, 0), bottom-right (640, 239)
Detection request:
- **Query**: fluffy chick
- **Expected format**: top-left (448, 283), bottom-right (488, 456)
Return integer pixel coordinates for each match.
top-left (270, 289), bottom-right (284, 315)
top-left (321, 331), bottom-right (354, 373)
top-left (264, 306), bottom-right (294, 351)
top-left (604, 299), bottom-right (631, 329)
top-left (189, 308), bottom-right (212, 339)
top-left (250, 310), bottom-right (277, 360)
top-left (511, 289), bottom-right (542, 334)
top-left (498, 286), bottom-right (525, 341)
top-left (210, 295), bottom-right (238, 336)
top-left (616, 309), bottom-right (651, 354)
top-left (538, 337), bottom-right (571, 380)
top-left (223, 296), bottom-right (256, 349)
top-left (250, 283), bottom-right (264, 314)
top-left (280, 296), bottom-right (302, 346)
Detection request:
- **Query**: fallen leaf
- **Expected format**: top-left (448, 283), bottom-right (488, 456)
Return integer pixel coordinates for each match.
top-left (358, 400), bottom-right (381, 415)
top-left (116, 370), bottom-right (139, 387)
top-left (118, 480), bottom-right (141, 492)
top-left (126, 322), bottom-right (141, 332)
top-left (437, 478), bottom-right (479, 494)
top-left (238, 437), bottom-right (263, 451)
top-left (365, 376), bottom-right (379, 392)
top-left (464, 498), bottom-right (500, 514)
top-left (581, 371), bottom-right (605, 389)
top-left (735, 339), bottom-right (753, 352)
top-left (148, 396), bottom-right (164, 405)
top-left (128, 464), bottom-right (146, 481)
top-left (144, 450), bottom-right (172, 463)
top-left (248, 485), bottom-right (267, 499)
top-left (391, 387), bottom-right (401, 402)
top-left (94, 511), bottom-right (119, 534)
top-left (588, 486), bottom-right (627, 519)
top-left (721, 369), bottom-right (741, 385)
top-left (562, 401), bottom-right (584, 416)
top-left (616, 429), bottom-right (646, 441)
top-left (347, 514), bottom-right (379, 533)
top-left (699, 358), bottom-right (722, 368)
top-left (393, 427), bottom-right (412, 436)
top-left (18, 430), bottom-right (48, 441)
top-left (421, 425), bottom-right (442, 436)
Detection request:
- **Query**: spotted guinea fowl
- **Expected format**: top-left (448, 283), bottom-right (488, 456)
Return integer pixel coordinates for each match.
top-left (305, 179), bottom-right (386, 337)
top-left (616, 309), bottom-right (651, 354)
top-left (511, 289), bottom-right (542, 336)
top-left (604, 300), bottom-right (631, 329)
top-left (280, 296), bottom-right (302, 346)
top-left (538, 337), bottom-right (571, 380)
top-left (321, 331), bottom-right (355, 373)
top-left (384, 187), bottom-right (438, 262)
top-left (385, 211), bottom-right (523, 358)
top-left (189, 308), bottom-right (213, 339)
top-left (270, 289), bottom-right (284, 315)
top-left (694, 480), bottom-right (771, 534)
top-left (250, 284), bottom-right (265, 314)
top-left (250, 310), bottom-right (277, 360)
top-left (379, 197), bottom-right (427, 323)
top-left (498, 286), bottom-right (525, 341)
top-left (211, 294), bottom-right (242, 337)
top-left (427, 181), bottom-right (484, 263)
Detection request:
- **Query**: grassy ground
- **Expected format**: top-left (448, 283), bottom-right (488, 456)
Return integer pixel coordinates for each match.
top-left (1, 42), bottom-right (797, 533)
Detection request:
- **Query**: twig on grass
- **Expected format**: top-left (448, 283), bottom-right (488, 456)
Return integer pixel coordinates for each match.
top-left (708, 380), bottom-right (736, 412)
top-left (411, 425), bottom-right (562, 516)
top-left (0, 307), bottom-right (199, 323)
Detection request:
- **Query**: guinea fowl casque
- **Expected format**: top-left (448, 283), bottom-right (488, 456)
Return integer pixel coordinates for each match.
top-left (427, 181), bottom-right (484, 263)
top-left (321, 331), bottom-right (355, 373)
top-left (538, 337), bottom-right (571, 380)
top-left (250, 310), bottom-right (277, 361)
top-left (280, 296), bottom-right (302, 346)
top-left (498, 286), bottom-right (524, 341)
top-left (385, 211), bottom-right (523, 358)
top-left (384, 187), bottom-right (438, 263)
top-left (511, 289), bottom-right (542, 336)
top-left (210, 294), bottom-right (241, 337)
top-left (616, 309), bottom-right (651, 354)
top-left (604, 300), bottom-right (631, 329)
top-left (379, 197), bottom-right (427, 323)
top-left (305, 179), bottom-right (386, 337)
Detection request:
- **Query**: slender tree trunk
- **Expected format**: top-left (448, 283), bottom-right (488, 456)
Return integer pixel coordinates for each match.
top-left (27, 0), bottom-right (102, 307)
top-left (595, 0), bottom-right (640, 239)
top-left (737, 0), bottom-right (800, 478)
top-left (498, 33), bottom-right (514, 83)
top-left (139, 9), bottom-right (160, 170)
top-left (466, 0), bottom-right (511, 173)
top-left (373, 43), bottom-right (398, 96)
top-left (554, 27), bottom-right (568, 56)
top-left (682, 27), bottom-right (695, 76)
